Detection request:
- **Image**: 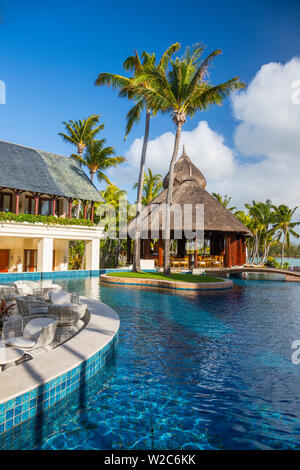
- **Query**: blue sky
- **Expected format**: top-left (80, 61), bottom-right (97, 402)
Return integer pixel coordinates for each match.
top-left (0, 0), bottom-right (299, 203)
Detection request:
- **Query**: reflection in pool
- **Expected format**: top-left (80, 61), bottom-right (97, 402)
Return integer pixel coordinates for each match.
top-left (1, 276), bottom-right (300, 450)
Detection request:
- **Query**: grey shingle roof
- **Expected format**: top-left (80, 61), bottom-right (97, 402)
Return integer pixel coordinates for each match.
top-left (0, 140), bottom-right (104, 201)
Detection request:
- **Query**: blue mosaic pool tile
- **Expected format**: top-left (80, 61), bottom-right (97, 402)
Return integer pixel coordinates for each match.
top-left (5, 419), bottom-right (13, 431)
top-left (0, 331), bottom-right (119, 436)
top-left (5, 409), bottom-right (13, 421)
top-left (30, 389), bottom-right (38, 398)
top-left (29, 398), bottom-right (36, 409)
top-left (23, 392), bottom-right (30, 402)
top-left (5, 399), bottom-right (14, 410)
top-left (15, 396), bottom-right (22, 406)
top-left (0, 269), bottom-right (102, 283)
top-left (21, 411), bottom-right (29, 422)
top-left (43, 399), bottom-right (49, 410)
top-left (14, 405), bottom-right (22, 417)
top-left (22, 400), bottom-right (29, 412)
top-left (14, 414), bottom-right (21, 426)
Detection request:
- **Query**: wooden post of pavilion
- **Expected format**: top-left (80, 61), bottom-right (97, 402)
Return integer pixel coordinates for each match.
top-left (15, 191), bottom-right (22, 215)
top-left (127, 236), bottom-right (132, 265)
top-left (144, 238), bottom-right (151, 259)
top-left (83, 201), bottom-right (87, 220)
top-left (91, 202), bottom-right (94, 223)
top-left (158, 238), bottom-right (163, 268)
top-left (34, 194), bottom-right (39, 215)
top-left (52, 196), bottom-right (57, 216)
top-left (68, 199), bottom-right (73, 219)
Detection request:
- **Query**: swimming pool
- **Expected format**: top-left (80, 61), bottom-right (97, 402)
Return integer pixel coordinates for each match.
top-left (1, 276), bottom-right (300, 450)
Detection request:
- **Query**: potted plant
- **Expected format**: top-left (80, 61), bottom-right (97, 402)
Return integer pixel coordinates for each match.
top-left (0, 299), bottom-right (15, 330)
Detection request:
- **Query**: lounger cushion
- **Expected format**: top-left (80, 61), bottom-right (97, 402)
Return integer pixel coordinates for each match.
top-left (23, 317), bottom-right (54, 339)
top-left (5, 337), bottom-right (36, 348)
top-left (14, 282), bottom-right (33, 296)
top-left (24, 281), bottom-right (40, 289)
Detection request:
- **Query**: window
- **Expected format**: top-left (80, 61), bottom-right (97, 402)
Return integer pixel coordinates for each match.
top-left (24, 250), bottom-right (37, 272)
top-left (0, 192), bottom-right (12, 212)
top-left (39, 198), bottom-right (51, 216)
top-left (25, 196), bottom-right (34, 214)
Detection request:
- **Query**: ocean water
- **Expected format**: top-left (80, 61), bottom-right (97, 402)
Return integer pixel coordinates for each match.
top-left (275, 258), bottom-right (300, 266)
top-left (1, 276), bottom-right (300, 450)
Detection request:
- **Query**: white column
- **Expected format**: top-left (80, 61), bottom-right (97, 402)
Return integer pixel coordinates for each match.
top-left (86, 239), bottom-right (99, 271)
top-left (37, 238), bottom-right (53, 272)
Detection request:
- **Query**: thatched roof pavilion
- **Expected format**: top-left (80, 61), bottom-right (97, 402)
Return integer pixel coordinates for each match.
top-left (127, 147), bottom-right (251, 268)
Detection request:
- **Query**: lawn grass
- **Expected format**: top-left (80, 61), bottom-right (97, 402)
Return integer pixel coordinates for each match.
top-left (107, 271), bottom-right (223, 283)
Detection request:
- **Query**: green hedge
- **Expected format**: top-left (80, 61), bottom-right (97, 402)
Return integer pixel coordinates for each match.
top-left (0, 211), bottom-right (94, 227)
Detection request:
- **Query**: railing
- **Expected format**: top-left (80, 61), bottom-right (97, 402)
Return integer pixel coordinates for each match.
top-left (289, 266), bottom-right (300, 272)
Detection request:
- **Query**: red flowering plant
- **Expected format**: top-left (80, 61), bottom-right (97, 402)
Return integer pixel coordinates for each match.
top-left (0, 300), bottom-right (15, 328)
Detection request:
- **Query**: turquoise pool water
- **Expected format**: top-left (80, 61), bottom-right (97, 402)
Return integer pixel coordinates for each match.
top-left (1, 277), bottom-right (300, 450)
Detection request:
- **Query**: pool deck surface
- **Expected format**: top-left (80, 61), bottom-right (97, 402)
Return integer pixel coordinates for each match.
top-left (0, 297), bottom-right (120, 404)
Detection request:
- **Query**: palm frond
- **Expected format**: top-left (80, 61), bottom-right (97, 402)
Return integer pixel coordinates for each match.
top-left (95, 72), bottom-right (131, 88)
top-left (97, 171), bottom-right (112, 184)
top-left (157, 43), bottom-right (180, 70)
top-left (125, 101), bottom-right (144, 139)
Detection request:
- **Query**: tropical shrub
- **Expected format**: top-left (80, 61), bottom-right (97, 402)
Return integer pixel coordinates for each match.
top-left (0, 212), bottom-right (94, 226)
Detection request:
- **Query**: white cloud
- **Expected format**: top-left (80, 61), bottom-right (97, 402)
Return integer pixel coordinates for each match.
top-left (110, 57), bottom-right (300, 221)
top-left (233, 57), bottom-right (300, 163)
top-left (228, 57), bottom-right (300, 211)
top-left (126, 121), bottom-right (235, 181)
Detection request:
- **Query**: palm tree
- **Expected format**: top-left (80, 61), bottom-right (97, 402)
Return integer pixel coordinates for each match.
top-left (212, 193), bottom-right (236, 211)
top-left (133, 168), bottom-right (162, 205)
top-left (95, 44), bottom-right (180, 272)
top-left (273, 205), bottom-right (300, 268)
top-left (132, 45), bottom-right (246, 273)
top-left (71, 139), bottom-right (125, 184)
top-left (58, 114), bottom-right (103, 157)
top-left (98, 184), bottom-right (129, 267)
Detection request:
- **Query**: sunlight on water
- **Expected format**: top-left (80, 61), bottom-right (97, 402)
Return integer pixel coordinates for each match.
top-left (1, 277), bottom-right (300, 450)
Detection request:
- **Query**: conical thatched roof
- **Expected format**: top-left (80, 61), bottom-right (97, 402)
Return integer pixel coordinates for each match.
top-left (128, 148), bottom-right (252, 236)
top-left (163, 146), bottom-right (207, 189)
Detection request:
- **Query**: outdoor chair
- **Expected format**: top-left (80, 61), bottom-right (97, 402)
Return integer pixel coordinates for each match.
top-left (2, 314), bottom-right (58, 350)
top-left (16, 297), bottom-right (49, 316)
top-left (48, 303), bottom-right (86, 326)
top-left (47, 290), bottom-right (86, 344)
top-left (15, 281), bottom-right (39, 296)
top-left (0, 286), bottom-right (20, 301)
top-left (197, 256), bottom-right (207, 268)
top-left (49, 290), bottom-right (80, 306)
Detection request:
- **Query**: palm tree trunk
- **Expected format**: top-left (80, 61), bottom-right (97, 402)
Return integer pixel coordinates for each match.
top-left (132, 109), bottom-right (151, 272)
top-left (77, 147), bottom-right (84, 219)
top-left (281, 230), bottom-right (286, 269)
top-left (164, 122), bottom-right (182, 275)
top-left (76, 200), bottom-right (81, 218)
top-left (81, 170), bottom-right (94, 270)
top-left (81, 242), bottom-right (86, 270)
